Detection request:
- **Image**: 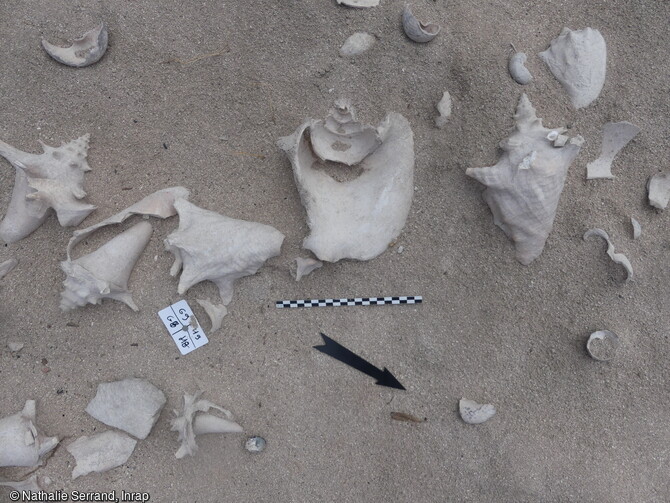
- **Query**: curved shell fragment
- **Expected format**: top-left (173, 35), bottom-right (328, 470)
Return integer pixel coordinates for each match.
top-left (336, 0), bottom-right (379, 7)
top-left (196, 299), bottom-right (227, 333)
top-left (459, 399), bottom-right (496, 424)
top-left (295, 257), bottom-right (323, 281)
top-left (586, 330), bottom-right (619, 362)
top-left (435, 91), bottom-right (452, 128)
top-left (630, 217), bottom-right (641, 239)
top-left (586, 122), bottom-right (640, 179)
top-left (42, 23), bottom-right (108, 67)
top-left (647, 173), bottom-right (670, 210)
top-left (402, 5), bottom-right (440, 43)
top-left (583, 228), bottom-right (633, 282)
top-left (508, 52), bottom-right (532, 85)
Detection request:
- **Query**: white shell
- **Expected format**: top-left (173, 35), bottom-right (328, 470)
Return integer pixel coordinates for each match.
top-left (67, 430), bottom-right (136, 479)
top-left (0, 475), bottom-right (41, 492)
top-left (586, 122), bottom-right (640, 179)
top-left (336, 0), bottom-right (379, 7)
top-left (0, 258), bottom-right (17, 280)
top-left (295, 257), bottom-right (323, 281)
top-left (8, 342), bottom-right (24, 352)
top-left (459, 399), bottom-right (496, 424)
top-left (583, 228), bottom-right (633, 282)
top-left (586, 330), bottom-right (620, 362)
top-left (647, 173), bottom-right (670, 210)
top-left (165, 198), bottom-right (284, 305)
top-left (402, 5), bottom-right (440, 43)
top-left (0, 135), bottom-right (95, 243)
top-left (277, 102), bottom-right (414, 263)
top-left (631, 217), bottom-right (641, 239)
top-left (60, 221), bottom-right (153, 311)
top-left (539, 27), bottom-right (607, 109)
top-left (0, 400), bottom-right (58, 468)
top-left (434, 91), bottom-right (452, 128)
top-left (466, 94), bottom-right (583, 265)
top-left (85, 378), bottom-right (166, 439)
top-left (42, 23), bottom-right (108, 68)
top-left (196, 299), bottom-right (227, 333)
top-left (171, 393), bottom-right (243, 459)
top-left (340, 32), bottom-right (375, 57)
top-left (508, 52), bottom-right (532, 85)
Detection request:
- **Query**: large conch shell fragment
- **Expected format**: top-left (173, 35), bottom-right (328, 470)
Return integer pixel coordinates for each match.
top-left (60, 221), bottom-right (153, 311)
top-left (165, 199), bottom-right (284, 305)
top-left (277, 101), bottom-right (414, 263)
top-left (402, 5), bottom-right (440, 43)
top-left (171, 392), bottom-right (243, 459)
top-left (583, 228), bottom-right (633, 282)
top-left (539, 27), bottom-right (607, 109)
top-left (41, 23), bottom-right (108, 68)
top-left (336, 0), bottom-right (379, 7)
top-left (0, 400), bottom-right (59, 468)
top-left (0, 135), bottom-right (95, 243)
top-left (85, 378), bottom-right (166, 439)
top-left (67, 430), bottom-right (137, 479)
top-left (466, 94), bottom-right (583, 265)
top-left (586, 122), bottom-right (640, 179)
top-left (647, 173), bottom-right (670, 210)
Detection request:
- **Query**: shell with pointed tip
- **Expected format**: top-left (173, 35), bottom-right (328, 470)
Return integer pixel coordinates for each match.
top-left (0, 134), bottom-right (95, 243)
top-left (459, 399), bottom-right (496, 424)
top-left (466, 94), bottom-right (583, 265)
top-left (67, 430), bottom-right (136, 479)
top-left (336, 0), bottom-right (379, 7)
top-left (42, 23), bottom-right (108, 68)
top-left (508, 52), bottom-right (532, 85)
top-left (402, 5), bottom-right (440, 43)
top-left (0, 400), bottom-right (59, 468)
top-left (278, 102), bottom-right (414, 263)
top-left (60, 221), bottom-right (153, 311)
top-left (586, 121), bottom-right (640, 179)
top-left (539, 27), bottom-right (606, 109)
top-left (165, 199), bottom-right (284, 305)
top-left (647, 173), bottom-right (670, 210)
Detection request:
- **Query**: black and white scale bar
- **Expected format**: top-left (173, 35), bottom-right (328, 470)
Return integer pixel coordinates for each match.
top-left (276, 296), bottom-right (422, 309)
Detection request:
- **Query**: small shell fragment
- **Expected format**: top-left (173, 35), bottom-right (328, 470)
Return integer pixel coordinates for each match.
top-left (459, 399), bottom-right (496, 424)
top-left (340, 32), bottom-right (375, 57)
top-left (196, 299), bottom-right (227, 333)
top-left (336, 0), bottom-right (379, 7)
top-left (586, 122), bottom-right (641, 180)
top-left (630, 217), bottom-right (641, 240)
top-left (41, 23), bottom-right (108, 68)
top-left (245, 436), bottom-right (266, 453)
top-left (402, 5), bottom-right (440, 43)
top-left (295, 257), bottom-right (323, 281)
top-left (434, 91), bottom-right (452, 128)
top-left (7, 342), bottom-right (23, 352)
top-left (647, 173), bottom-right (670, 210)
top-left (586, 330), bottom-right (619, 361)
top-left (508, 52), bottom-right (532, 85)
top-left (583, 228), bottom-right (633, 282)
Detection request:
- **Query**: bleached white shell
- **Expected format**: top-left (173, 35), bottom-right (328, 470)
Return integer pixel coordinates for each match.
top-left (0, 135), bottom-right (95, 243)
top-left (336, 0), bottom-right (379, 7)
top-left (402, 5), bottom-right (440, 43)
top-left (42, 23), bottom-right (108, 68)
top-left (459, 399), bottom-right (496, 424)
top-left (586, 330), bottom-right (619, 362)
top-left (0, 475), bottom-right (41, 492)
top-left (196, 299), bottom-right (227, 333)
top-left (435, 91), bottom-right (452, 128)
top-left (171, 392), bottom-right (243, 459)
top-left (508, 52), bottom-right (532, 85)
top-left (165, 198), bottom-right (284, 305)
top-left (340, 32), bottom-right (375, 57)
top-left (466, 94), bottom-right (583, 265)
top-left (539, 27), bottom-right (607, 109)
top-left (630, 217), bottom-right (641, 239)
top-left (0, 400), bottom-right (59, 468)
top-left (586, 122), bottom-right (640, 179)
top-left (60, 221), bottom-right (153, 311)
top-left (67, 430), bottom-right (136, 479)
top-left (295, 257), bottom-right (323, 281)
top-left (583, 228), bottom-right (633, 282)
top-left (278, 102), bottom-right (414, 263)
top-left (647, 173), bottom-right (670, 210)
top-left (0, 258), bottom-right (17, 280)
top-left (85, 378), bottom-right (166, 439)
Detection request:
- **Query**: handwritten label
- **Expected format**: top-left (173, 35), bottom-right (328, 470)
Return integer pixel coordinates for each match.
top-left (158, 300), bottom-right (208, 355)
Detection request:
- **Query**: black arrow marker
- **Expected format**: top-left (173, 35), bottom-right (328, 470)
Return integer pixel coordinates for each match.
top-left (313, 333), bottom-right (405, 390)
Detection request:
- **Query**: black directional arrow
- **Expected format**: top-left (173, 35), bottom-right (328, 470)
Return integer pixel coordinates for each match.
top-left (313, 333), bottom-right (405, 390)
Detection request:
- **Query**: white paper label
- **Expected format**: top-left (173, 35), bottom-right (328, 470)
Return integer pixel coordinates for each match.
top-left (158, 300), bottom-right (208, 355)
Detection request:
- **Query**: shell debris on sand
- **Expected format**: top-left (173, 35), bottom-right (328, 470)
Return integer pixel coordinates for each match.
top-left (402, 5), bottom-right (440, 43)
top-left (647, 173), bottom-right (670, 210)
top-left (459, 399), bottom-right (496, 424)
top-left (508, 52), bottom-right (532, 85)
top-left (245, 436), bottom-right (266, 453)
top-left (586, 330), bottom-right (620, 361)
top-left (41, 23), bottom-right (108, 67)
top-left (586, 122), bottom-right (640, 180)
top-left (435, 91), bottom-right (452, 128)
top-left (340, 32), bottom-right (375, 57)
top-left (583, 228), bottom-right (633, 282)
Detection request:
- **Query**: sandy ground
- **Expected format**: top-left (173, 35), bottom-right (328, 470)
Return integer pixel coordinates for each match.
top-left (1, 0), bottom-right (669, 501)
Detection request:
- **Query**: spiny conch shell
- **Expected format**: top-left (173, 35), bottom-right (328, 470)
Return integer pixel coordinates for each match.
top-left (41, 23), bottom-right (108, 68)
top-left (402, 5), bottom-right (440, 43)
top-left (630, 217), bottom-right (641, 239)
top-left (171, 392), bottom-right (243, 459)
top-left (0, 135), bottom-right (95, 244)
top-left (583, 228), bottom-right (633, 282)
top-left (0, 475), bottom-right (41, 492)
top-left (539, 27), bottom-right (607, 109)
top-left (508, 52), bottom-right (532, 85)
top-left (435, 91), bottom-right (452, 129)
top-left (60, 221), bottom-right (153, 311)
top-left (295, 257), bottom-right (323, 281)
top-left (0, 258), bottom-right (17, 280)
top-left (336, 0), bottom-right (379, 7)
top-left (459, 399), bottom-right (496, 424)
top-left (66, 186), bottom-right (189, 259)
top-left (67, 430), bottom-right (137, 479)
top-left (586, 122), bottom-right (640, 179)
top-left (85, 378), bottom-right (166, 439)
top-left (0, 400), bottom-right (59, 468)
top-left (165, 198), bottom-right (284, 305)
top-left (277, 101), bottom-right (414, 262)
top-left (466, 94), bottom-right (584, 265)
top-left (340, 32), bottom-right (375, 57)
top-left (586, 330), bottom-right (619, 362)
top-left (196, 299), bottom-right (227, 333)
top-left (647, 173), bottom-right (670, 210)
